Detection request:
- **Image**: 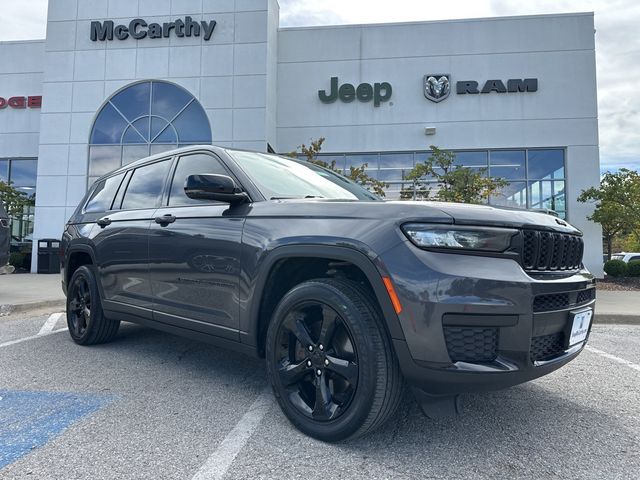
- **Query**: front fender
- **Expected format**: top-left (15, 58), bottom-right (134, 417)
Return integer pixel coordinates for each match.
top-left (239, 243), bottom-right (405, 350)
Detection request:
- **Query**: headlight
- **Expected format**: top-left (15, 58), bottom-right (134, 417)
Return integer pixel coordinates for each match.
top-left (401, 224), bottom-right (517, 252)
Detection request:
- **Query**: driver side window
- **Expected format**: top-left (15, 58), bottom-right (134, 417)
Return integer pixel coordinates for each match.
top-left (168, 153), bottom-right (230, 206)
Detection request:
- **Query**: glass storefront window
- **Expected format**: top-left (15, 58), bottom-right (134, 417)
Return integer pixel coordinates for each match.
top-left (316, 148), bottom-right (566, 217)
top-left (490, 150), bottom-right (526, 180)
top-left (455, 151), bottom-right (488, 168)
top-left (9, 160), bottom-right (38, 187)
top-left (491, 181), bottom-right (528, 208)
top-left (528, 149), bottom-right (565, 180)
top-left (0, 158), bottom-right (38, 266)
top-left (0, 160), bottom-right (8, 183)
top-left (89, 80), bottom-right (211, 187)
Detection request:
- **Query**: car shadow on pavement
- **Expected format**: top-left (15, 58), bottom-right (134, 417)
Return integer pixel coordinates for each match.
top-left (64, 323), bottom-right (636, 478)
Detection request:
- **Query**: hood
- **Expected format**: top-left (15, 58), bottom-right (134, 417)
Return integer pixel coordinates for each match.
top-left (249, 199), bottom-right (580, 234)
top-left (395, 201), bottom-right (581, 234)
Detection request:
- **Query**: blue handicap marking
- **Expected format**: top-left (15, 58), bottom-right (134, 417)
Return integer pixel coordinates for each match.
top-left (0, 389), bottom-right (114, 470)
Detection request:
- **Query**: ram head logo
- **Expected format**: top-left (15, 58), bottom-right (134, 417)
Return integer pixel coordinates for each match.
top-left (424, 74), bottom-right (451, 103)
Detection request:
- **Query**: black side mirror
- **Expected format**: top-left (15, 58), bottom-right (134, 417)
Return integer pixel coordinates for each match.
top-left (184, 174), bottom-right (249, 205)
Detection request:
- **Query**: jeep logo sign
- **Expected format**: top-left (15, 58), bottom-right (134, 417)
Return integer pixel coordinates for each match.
top-left (319, 77), bottom-right (392, 107)
top-left (90, 17), bottom-right (217, 42)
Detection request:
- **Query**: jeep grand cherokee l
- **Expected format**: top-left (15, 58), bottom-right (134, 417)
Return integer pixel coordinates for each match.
top-left (61, 146), bottom-right (596, 441)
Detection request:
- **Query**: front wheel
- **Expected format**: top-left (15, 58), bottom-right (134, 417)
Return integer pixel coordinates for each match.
top-left (265, 278), bottom-right (404, 442)
top-left (66, 265), bottom-right (120, 345)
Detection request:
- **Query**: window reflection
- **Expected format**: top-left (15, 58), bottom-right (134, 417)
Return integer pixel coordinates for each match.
top-left (121, 160), bottom-right (172, 210)
top-left (169, 154), bottom-right (229, 206)
top-left (84, 173), bottom-right (125, 213)
top-left (490, 150), bottom-right (525, 180)
top-left (318, 148), bottom-right (566, 217)
top-left (7, 160), bottom-right (37, 187)
top-left (89, 81), bottom-right (211, 186)
top-left (528, 149), bottom-right (564, 180)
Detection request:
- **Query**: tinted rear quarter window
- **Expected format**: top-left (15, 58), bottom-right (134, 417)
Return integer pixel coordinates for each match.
top-left (84, 173), bottom-right (125, 213)
top-left (121, 160), bottom-right (172, 210)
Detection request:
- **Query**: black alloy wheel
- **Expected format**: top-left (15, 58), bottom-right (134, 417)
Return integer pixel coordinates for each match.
top-left (266, 278), bottom-right (404, 442)
top-left (68, 274), bottom-right (91, 337)
top-left (276, 301), bottom-right (359, 421)
top-left (66, 265), bottom-right (120, 345)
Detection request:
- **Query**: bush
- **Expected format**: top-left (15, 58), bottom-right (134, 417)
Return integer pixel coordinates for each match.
top-left (604, 259), bottom-right (628, 277)
top-left (627, 260), bottom-right (640, 277)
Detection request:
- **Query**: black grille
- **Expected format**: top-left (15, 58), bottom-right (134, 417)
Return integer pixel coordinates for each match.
top-left (444, 327), bottom-right (498, 363)
top-left (522, 230), bottom-right (583, 272)
top-left (533, 288), bottom-right (595, 312)
top-left (530, 332), bottom-right (565, 361)
top-left (577, 289), bottom-right (595, 304)
top-left (533, 293), bottom-right (570, 312)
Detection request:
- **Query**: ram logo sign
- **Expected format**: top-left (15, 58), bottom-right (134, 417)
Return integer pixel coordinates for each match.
top-left (423, 75), bottom-right (451, 103)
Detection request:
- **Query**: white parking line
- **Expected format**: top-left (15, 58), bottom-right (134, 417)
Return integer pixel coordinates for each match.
top-left (0, 328), bottom-right (68, 349)
top-left (586, 346), bottom-right (640, 372)
top-left (191, 387), bottom-right (274, 480)
top-left (38, 312), bottom-right (65, 336)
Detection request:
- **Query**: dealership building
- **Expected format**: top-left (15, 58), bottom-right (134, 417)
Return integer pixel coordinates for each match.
top-left (0, 0), bottom-right (602, 274)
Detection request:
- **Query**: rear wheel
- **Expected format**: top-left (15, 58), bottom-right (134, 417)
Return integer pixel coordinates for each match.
top-left (266, 278), bottom-right (403, 441)
top-left (66, 265), bottom-right (119, 345)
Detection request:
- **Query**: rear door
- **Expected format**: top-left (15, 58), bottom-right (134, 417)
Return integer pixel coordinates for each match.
top-left (148, 152), bottom-right (245, 339)
top-left (91, 158), bottom-right (172, 313)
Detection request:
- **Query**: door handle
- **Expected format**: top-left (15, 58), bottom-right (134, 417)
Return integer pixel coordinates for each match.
top-left (155, 214), bottom-right (176, 226)
top-left (97, 217), bottom-right (112, 228)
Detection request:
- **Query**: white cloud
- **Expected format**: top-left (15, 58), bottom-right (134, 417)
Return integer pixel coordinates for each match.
top-left (0, 0), bottom-right (48, 41)
top-left (1, 0), bottom-right (638, 171)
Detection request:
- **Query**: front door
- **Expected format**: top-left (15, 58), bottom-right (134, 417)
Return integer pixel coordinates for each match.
top-left (147, 152), bottom-right (244, 340)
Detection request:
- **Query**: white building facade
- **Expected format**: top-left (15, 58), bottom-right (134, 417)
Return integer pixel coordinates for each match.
top-left (0, 0), bottom-right (602, 274)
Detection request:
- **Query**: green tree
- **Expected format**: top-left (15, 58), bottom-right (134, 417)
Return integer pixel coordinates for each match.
top-left (578, 169), bottom-right (640, 259)
top-left (401, 146), bottom-right (507, 203)
top-left (0, 181), bottom-right (34, 218)
top-left (288, 137), bottom-right (388, 197)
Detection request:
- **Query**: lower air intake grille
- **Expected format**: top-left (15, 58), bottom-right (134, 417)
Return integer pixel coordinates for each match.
top-left (533, 293), bottom-right (570, 312)
top-left (443, 327), bottom-right (498, 363)
top-left (530, 332), bottom-right (565, 362)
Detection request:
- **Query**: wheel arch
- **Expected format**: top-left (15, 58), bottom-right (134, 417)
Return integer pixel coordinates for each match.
top-left (64, 245), bottom-right (98, 295)
top-left (245, 245), bottom-right (404, 357)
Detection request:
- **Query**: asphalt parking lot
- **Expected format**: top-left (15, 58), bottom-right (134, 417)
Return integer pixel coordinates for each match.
top-left (0, 309), bottom-right (638, 480)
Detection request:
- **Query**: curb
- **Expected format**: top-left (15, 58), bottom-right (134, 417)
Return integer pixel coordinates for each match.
top-left (594, 314), bottom-right (640, 325)
top-left (0, 299), bottom-right (66, 317)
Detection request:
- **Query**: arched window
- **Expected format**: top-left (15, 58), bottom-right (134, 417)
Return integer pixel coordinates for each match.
top-left (88, 80), bottom-right (211, 184)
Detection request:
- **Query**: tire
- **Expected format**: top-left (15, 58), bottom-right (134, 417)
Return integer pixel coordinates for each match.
top-left (66, 265), bottom-right (120, 345)
top-left (265, 278), bottom-right (404, 442)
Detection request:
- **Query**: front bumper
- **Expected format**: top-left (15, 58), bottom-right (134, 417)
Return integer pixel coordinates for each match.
top-left (380, 241), bottom-right (596, 395)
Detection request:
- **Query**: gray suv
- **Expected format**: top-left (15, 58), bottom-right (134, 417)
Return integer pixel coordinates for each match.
top-left (61, 146), bottom-right (596, 441)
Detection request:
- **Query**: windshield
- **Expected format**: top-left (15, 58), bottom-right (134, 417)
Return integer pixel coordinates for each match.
top-left (227, 150), bottom-right (379, 201)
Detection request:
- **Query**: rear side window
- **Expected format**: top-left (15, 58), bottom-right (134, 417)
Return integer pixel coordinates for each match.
top-left (84, 173), bottom-right (125, 213)
top-left (168, 153), bottom-right (230, 206)
top-left (121, 160), bottom-right (172, 210)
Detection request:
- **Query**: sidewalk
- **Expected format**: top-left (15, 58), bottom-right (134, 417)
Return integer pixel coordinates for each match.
top-left (593, 290), bottom-right (640, 324)
top-left (0, 273), bottom-right (65, 314)
top-left (0, 273), bottom-right (638, 323)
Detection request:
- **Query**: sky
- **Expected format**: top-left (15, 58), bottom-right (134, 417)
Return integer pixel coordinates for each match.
top-left (1, 0), bottom-right (639, 173)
